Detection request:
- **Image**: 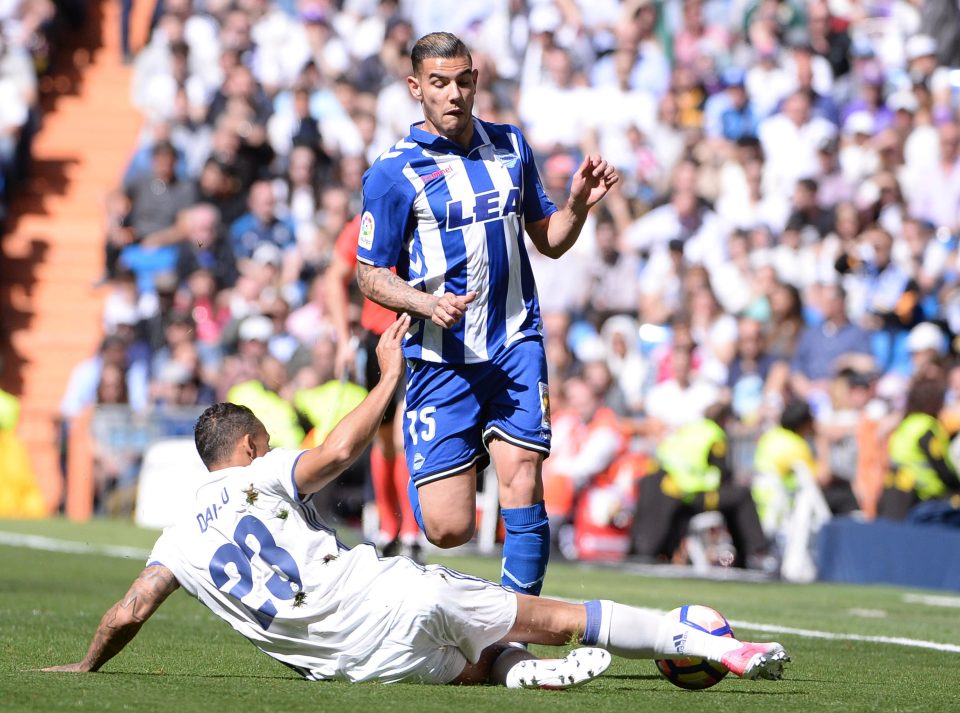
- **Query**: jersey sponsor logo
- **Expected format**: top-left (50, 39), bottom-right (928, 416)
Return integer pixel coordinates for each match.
top-left (445, 187), bottom-right (521, 231)
top-left (359, 211), bottom-right (375, 250)
top-left (423, 165), bottom-right (454, 183)
top-left (493, 148), bottom-right (519, 168)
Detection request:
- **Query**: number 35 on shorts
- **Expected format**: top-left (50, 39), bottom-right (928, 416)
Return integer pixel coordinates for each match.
top-left (406, 406), bottom-right (437, 446)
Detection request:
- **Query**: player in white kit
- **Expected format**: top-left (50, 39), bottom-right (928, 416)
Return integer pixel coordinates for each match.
top-left (44, 315), bottom-right (790, 687)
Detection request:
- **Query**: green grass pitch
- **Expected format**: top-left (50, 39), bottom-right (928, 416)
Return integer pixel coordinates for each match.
top-left (2, 517), bottom-right (959, 713)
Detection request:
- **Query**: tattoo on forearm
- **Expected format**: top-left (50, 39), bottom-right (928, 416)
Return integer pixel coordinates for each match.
top-left (357, 264), bottom-right (434, 317)
top-left (83, 566), bottom-right (179, 671)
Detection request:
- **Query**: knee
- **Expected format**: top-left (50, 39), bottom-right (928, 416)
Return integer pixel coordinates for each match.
top-left (423, 516), bottom-right (475, 549)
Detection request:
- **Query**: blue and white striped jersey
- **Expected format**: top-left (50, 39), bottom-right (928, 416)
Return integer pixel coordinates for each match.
top-left (356, 118), bottom-right (556, 364)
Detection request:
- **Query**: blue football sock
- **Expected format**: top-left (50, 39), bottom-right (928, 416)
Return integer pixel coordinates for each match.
top-left (406, 478), bottom-right (425, 533)
top-left (582, 600), bottom-right (604, 645)
top-left (500, 502), bottom-right (550, 596)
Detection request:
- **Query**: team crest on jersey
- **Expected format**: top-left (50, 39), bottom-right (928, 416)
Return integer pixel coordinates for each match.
top-left (359, 211), bottom-right (375, 249)
top-left (493, 148), bottom-right (519, 168)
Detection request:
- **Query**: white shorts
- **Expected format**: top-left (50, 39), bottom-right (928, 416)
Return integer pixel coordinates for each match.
top-left (367, 562), bottom-right (518, 684)
top-left (306, 553), bottom-right (518, 684)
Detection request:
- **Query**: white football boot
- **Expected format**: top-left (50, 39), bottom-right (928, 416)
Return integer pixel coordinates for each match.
top-left (505, 647), bottom-right (612, 690)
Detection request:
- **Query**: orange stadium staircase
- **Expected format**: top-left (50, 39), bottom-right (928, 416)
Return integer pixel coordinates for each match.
top-left (0, 0), bottom-right (146, 513)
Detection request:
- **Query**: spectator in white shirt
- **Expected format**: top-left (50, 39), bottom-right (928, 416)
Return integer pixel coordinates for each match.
top-left (758, 89), bottom-right (836, 202)
top-left (908, 120), bottom-right (960, 233)
top-left (589, 3), bottom-right (670, 98)
top-left (626, 187), bottom-right (725, 269)
top-left (518, 44), bottom-right (587, 155)
top-left (645, 341), bottom-right (721, 433)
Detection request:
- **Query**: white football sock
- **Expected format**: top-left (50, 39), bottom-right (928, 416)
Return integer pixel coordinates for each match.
top-left (591, 600), bottom-right (740, 663)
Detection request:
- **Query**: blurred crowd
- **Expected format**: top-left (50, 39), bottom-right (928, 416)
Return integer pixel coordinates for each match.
top-left (0, 0), bottom-right (90, 519)
top-left (60, 0), bottom-right (960, 555)
top-left (0, 0), bottom-right (77, 226)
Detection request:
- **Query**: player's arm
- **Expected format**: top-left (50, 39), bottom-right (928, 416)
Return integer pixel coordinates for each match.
top-left (42, 564), bottom-right (180, 673)
top-left (526, 154), bottom-right (619, 259)
top-left (357, 169), bottom-right (476, 329)
top-left (293, 313), bottom-right (410, 495)
top-left (357, 263), bottom-right (476, 329)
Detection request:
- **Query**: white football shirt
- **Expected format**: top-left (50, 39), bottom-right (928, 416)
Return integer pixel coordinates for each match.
top-left (148, 448), bottom-right (518, 683)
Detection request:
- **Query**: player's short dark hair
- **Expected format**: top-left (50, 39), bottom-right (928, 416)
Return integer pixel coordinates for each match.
top-left (194, 403), bottom-right (264, 469)
top-left (411, 32), bottom-right (472, 74)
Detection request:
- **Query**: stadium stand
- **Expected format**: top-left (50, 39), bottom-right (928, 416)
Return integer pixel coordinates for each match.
top-left (0, 0), bottom-right (142, 510)
top-left (5, 0), bottom-right (960, 584)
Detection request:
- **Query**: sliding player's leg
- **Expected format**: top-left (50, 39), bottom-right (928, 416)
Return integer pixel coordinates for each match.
top-left (504, 594), bottom-right (790, 680)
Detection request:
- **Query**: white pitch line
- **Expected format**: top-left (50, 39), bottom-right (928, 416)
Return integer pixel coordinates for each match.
top-left (3, 531), bottom-right (960, 654)
top-left (903, 593), bottom-right (960, 609)
top-left (0, 531), bottom-right (150, 560)
top-left (727, 618), bottom-right (960, 654)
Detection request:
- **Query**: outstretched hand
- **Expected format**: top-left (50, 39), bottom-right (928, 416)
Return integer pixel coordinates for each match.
top-left (568, 155), bottom-right (619, 213)
top-left (430, 291), bottom-right (477, 329)
top-left (376, 312), bottom-right (411, 382)
top-left (41, 663), bottom-right (88, 673)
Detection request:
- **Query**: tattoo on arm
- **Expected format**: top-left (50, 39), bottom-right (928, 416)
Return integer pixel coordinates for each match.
top-left (357, 264), bottom-right (436, 318)
top-left (81, 565), bottom-right (180, 671)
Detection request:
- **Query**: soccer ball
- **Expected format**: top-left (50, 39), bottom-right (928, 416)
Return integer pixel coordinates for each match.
top-left (654, 605), bottom-right (735, 690)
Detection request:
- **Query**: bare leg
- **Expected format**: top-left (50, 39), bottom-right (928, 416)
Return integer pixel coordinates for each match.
top-left (448, 644), bottom-right (536, 685)
top-left (490, 439), bottom-right (544, 507)
top-left (416, 467), bottom-right (478, 548)
top-left (502, 594), bottom-right (587, 645)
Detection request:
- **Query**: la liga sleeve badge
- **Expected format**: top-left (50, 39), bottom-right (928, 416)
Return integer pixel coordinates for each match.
top-left (359, 211), bottom-right (375, 250)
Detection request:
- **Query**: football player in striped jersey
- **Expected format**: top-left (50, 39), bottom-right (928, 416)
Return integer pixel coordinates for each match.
top-left (356, 32), bottom-right (618, 596)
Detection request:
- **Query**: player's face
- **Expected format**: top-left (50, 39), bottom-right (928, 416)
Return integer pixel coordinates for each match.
top-left (409, 55), bottom-right (477, 146)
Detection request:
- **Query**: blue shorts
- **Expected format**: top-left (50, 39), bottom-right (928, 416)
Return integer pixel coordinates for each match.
top-left (403, 337), bottom-right (551, 487)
